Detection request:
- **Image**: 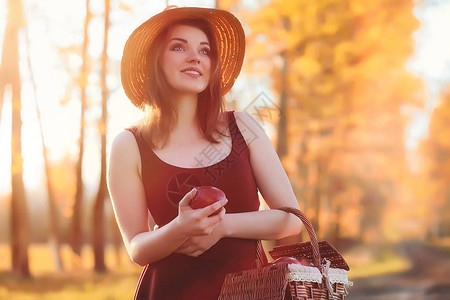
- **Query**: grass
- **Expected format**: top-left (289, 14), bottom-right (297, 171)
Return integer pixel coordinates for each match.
top-left (0, 272), bottom-right (140, 300)
top-left (429, 237), bottom-right (450, 253)
top-left (0, 242), bottom-right (414, 299)
top-left (0, 243), bottom-right (141, 300)
top-left (344, 243), bottom-right (411, 280)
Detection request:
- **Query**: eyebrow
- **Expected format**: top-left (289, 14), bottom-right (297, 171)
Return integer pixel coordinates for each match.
top-left (169, 37), bottom-right (210, 46)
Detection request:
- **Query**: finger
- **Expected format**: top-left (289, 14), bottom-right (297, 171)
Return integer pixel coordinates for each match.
top-left (175, 247), bottom-right (188, 254)
top-left (176, 241), bottom-right (191, 251)
top-left (186, 250), bottom-right (203, 257)
top-left (178, 187), bottom-right (197, 207)
top-left (176, 244), bottom-right (195, 254)
top-left (191, 250), bottom-right (204, 257)
top-left (178, 238), bottom-right (190, 248)
top-left (199, 198), bottom-right (228, 218)
top-left (194, 208), bottom-right (225, 235)
top-left (177, 245), bottom-right (188, 252)
top-left (204, 208), bottom-right (225, 226)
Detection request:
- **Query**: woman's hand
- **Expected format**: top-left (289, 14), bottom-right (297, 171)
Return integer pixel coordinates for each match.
top-left (175, 224), bottom-right (224, 257)
top-left (175, 188), bottom-right (227, 238)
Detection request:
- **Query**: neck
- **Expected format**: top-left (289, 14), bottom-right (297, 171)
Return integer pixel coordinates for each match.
top-left (172, 92), bottom-right (199, 131)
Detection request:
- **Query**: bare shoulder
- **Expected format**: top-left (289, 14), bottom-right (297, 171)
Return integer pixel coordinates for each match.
top-left (233, 110), bottom-right (263, 129)
top-left (109, 130), bottom-right (141, 173)
top-left (232, 110), bottom-right (268, 147)
top-left (112, 129), bottom-right (136, 146)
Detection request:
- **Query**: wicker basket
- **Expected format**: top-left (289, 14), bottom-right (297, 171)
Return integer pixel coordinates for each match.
top-left (218, 207), bottom-right (352, 300)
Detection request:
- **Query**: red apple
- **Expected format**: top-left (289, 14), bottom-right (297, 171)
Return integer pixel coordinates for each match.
top-left (189, 186), bottom-right (226, 216)
top-left (298, 258), bottom-right (313, 266)
top-left (273, 257), bottom-right (302, 265)
top-left (273, 257), bottom-right (313, 266)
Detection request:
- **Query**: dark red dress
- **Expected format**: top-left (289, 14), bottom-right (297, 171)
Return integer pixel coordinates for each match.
top-left (126, 111), bottom-right (267, 300)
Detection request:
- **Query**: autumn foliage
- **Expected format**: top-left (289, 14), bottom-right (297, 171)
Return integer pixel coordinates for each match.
top-left (417, 87), bottom-right (450, 238)
top-left (243, 0), bottom-right (426, 244)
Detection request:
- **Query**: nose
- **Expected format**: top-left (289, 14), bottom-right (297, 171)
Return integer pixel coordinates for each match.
top-left (186, 49), bottom-right (201, 64)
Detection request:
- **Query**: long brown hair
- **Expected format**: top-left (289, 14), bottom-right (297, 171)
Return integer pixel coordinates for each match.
top-left (137, 18), bottom-right (227, 149)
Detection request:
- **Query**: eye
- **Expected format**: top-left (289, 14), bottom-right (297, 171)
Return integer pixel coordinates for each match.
top-left (200, 48), bottom-right (210, 56)
top-left (170, 43), bottom-right (185, 51)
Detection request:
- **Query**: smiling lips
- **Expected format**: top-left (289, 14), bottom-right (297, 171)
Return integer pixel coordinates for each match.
top-left (181, 67), bottom-right (202, 77)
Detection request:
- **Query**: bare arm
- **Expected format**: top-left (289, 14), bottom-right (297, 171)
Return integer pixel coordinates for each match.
top-left (107, 130), bottom-right (227, 265)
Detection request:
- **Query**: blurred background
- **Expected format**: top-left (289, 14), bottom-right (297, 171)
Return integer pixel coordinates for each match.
top-left (1, 0), bottom-right (450, 299)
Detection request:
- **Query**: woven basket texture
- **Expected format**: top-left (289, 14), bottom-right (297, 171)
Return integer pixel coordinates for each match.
top-left (218, 207), bottom-right (351, 300)
top-left (269, 240), bottom-right (349, 271)
top-left (219, 263), bottom-right (348, 300)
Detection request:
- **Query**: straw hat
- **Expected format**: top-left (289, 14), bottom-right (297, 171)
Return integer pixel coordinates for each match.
top-left (121, 6), bottom-right (245, 110)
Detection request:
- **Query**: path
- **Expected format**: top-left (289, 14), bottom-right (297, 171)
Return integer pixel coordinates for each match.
top-left (347, 241), bottom-right (450, 299)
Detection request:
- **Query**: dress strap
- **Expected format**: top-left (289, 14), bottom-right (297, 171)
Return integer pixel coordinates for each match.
top-left (226, 110), bottom-right (250, 157)
top-left (124, 126), bottom-right (155, 168)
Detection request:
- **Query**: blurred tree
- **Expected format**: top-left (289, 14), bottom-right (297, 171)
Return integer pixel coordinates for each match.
top-left (92, 0), bottom-right (111, 273)
top-left (418, 87), bottom-right (450, 239)
top-left (0, 0), bottom-right (30, 277)
top-left (245, 0), bottom-right (422, 244)
top-left (71, 0), bottom-right (91, 258)
top-left (24, 15), bottom-right (64, 272)
top-left (48, 158), bottom-right (77, 222)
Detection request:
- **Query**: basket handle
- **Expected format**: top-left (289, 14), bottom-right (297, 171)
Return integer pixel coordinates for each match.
top-left (275, 207), bottom-right (321, 267)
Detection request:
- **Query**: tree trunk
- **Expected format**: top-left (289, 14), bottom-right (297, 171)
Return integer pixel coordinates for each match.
top-left (24, 20), bottom-right (64, 272)
top-left (71, 0), bottom-right (91, 257)
top-left (312, 182), bottom-right (321, 234)
top-left (276, 51), bottom-right (288, 159)
top-left (276, 17), bottom-right (291, 160)
top-left (3, 0), bottom-right (30, 278)
top-left (333, 205), bottom-right (342, 249)
top-left (311, 160), bottom-right (322, 235)
top-left (92, 0), bottom-right (110, 273)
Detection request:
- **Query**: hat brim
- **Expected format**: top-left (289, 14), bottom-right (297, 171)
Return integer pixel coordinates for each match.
top-left (121, 7), bottom-right (245, 110)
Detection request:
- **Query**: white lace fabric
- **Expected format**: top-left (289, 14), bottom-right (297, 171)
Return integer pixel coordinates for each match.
top-left (327, 268), bottom-right (349, 284)
top-left (287, 264), bottom-right (350, 284)
top-left (287, 264), bottom-right (322, 283)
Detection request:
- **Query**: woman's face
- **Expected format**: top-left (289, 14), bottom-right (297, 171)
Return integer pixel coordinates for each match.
top-left (161, 24), bottom-right (212, 95)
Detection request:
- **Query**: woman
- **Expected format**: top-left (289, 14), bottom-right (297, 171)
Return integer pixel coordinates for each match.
top-left (108, 6), bottom-right (302, 299)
